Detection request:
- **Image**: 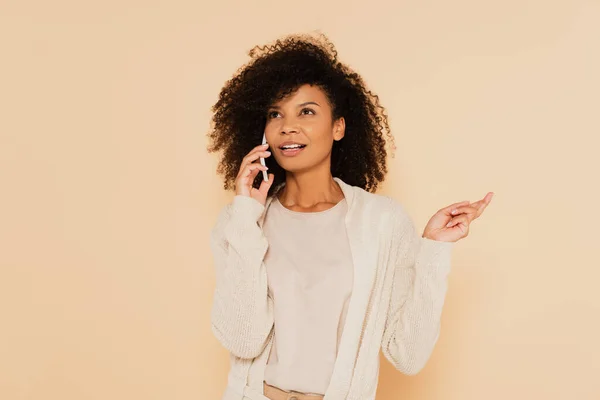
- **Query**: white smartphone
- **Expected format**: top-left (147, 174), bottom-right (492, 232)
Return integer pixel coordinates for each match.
top-left (260, 132), bottom-right (269, 182)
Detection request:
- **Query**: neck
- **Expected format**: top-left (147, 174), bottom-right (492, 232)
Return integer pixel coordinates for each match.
top-left (278, 163), bottom-right (343, 209)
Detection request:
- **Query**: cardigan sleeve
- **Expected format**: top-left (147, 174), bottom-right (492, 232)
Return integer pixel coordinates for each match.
top-left (209, 195), bottom-right (274, 359)
top-left (381, 205), bottom-right (454, 375)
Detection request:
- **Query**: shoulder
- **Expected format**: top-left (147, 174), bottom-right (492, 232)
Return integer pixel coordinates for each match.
top-left (353, 188), bottom-right (411, 221)
top-left (349, 188), bottom-right (415, 239)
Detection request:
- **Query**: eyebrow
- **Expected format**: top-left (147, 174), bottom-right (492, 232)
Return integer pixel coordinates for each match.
top-left (269, 101), bottom-right (321, 109)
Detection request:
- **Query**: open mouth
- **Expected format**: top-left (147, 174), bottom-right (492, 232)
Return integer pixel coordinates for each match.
top-left (279, 144), bottom-right (307, 156)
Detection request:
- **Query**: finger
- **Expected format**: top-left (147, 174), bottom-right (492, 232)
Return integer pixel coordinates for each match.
top-left (258, 173), bottom-right (275, 196)
top-left (240, 150), bottom-right (271, 172)
top-left (448, 202), bottom-right (477, 216)
top-left (441, 200), bottom-right (470, 214)
top-left (239, 163), bottom-right (267, 184)
top-left (469, 199), bottom-right (482, 208)
top-left (467, 200), bottom-right (486, 216)
top-left (472, 195), bottom-right (492, 217)
top-left (451, 206), bottom-right (479, 217)
top-left (476, 202), bottom-right (487, 216)
top-left (446, 214), bottom-right (470, 229)
top-left (242, 149), bottom-right (271, 165)
top-left (246, 143), bottom-right (271, 159)
top-left (480, 192), bottom-right (494, 209)
top-left (475, 193), bottom-right (494, 208)
top-left (251, 143), bottom-right (270, 153)
top-left (463, 194), bottom-right (492, 219)
top-left (244, 146), bottom-right (271, 161)
top-left (247, 165), bottom-right (263, 185)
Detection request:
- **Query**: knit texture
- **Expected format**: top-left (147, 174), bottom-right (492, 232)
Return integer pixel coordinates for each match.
top-left (210, 177), bottom-right (454, 400)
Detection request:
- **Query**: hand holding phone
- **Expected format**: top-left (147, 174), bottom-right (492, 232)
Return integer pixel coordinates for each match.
top-left (260, 132), bottom-right (269, 182)
top-left (233, 132), bottom-right (273, 205)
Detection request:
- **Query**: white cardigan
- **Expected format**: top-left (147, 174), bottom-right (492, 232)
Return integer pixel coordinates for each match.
top-left (209, 177), bottom-right (454, 400)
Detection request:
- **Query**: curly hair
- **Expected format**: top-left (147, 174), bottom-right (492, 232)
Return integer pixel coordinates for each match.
top-left (206, 32), bottom-right (396, 197)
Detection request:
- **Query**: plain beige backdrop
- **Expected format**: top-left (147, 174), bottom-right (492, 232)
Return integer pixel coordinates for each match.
top-left (1, 0), bottom-right (599, 399)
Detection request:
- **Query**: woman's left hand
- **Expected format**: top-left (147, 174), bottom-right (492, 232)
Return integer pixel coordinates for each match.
top-left (422, 192), bottom-right (494, 243)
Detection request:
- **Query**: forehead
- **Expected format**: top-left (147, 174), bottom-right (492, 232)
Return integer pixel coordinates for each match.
top-left (271, 84), bottom-right (329, 107)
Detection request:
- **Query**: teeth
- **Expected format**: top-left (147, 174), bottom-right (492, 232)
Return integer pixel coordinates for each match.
top-left (282, 144), bottom-right (303, 149)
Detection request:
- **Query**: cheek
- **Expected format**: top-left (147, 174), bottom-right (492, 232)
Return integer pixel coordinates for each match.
top-left (264, 118), bottom-right (332, 143)
top-left (311, 125), bottom-right (335, 145)
top-left (305, 119), bottom-right (332, 137)
top-left (264, 124), bottom-right (277, 141)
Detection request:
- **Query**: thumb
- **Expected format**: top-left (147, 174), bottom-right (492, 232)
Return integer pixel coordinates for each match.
top-left (258, 173), bottom-right (275, 197)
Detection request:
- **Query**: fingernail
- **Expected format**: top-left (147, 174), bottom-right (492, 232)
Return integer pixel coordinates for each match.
top-left (446, 222), bottom-right (452, 227)
top-left (265, 151), bottom-right (271, 155)
top-left (451, 209), bottom-right (458, 214)
top-left (262, 143), bottom-right (269, 147)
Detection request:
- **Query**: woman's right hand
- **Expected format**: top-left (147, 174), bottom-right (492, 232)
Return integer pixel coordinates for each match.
top-left (235, 143), bottom-right (275, 206)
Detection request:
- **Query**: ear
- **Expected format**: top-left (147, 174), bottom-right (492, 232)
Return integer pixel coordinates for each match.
top-left (333, 117), bottom-right (346, 141)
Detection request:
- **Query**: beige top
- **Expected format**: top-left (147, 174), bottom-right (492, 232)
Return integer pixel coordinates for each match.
top-left (209, 177), bottom-right (455, 400)
top-left (262, 196), bottom-right (353, 395)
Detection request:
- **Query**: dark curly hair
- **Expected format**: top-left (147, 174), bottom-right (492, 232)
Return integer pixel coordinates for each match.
top-left (206, 32), bottom-right (396, 197)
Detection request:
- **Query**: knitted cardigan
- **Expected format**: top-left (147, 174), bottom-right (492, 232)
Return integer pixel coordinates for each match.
top-left (210, 177), bottom-right (454, 400)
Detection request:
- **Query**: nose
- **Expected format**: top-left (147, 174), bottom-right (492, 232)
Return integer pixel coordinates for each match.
top-left (281, 126), bottom-right (299, 135)
top-left (279, 116), bottom-right (300, 135)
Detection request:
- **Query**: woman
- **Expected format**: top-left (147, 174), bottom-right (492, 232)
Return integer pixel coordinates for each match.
top-left (207, 33), bottom-right (493, 400)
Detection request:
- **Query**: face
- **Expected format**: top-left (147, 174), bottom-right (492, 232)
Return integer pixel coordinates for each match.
top-left (264, 84), bottom-right (345, 174)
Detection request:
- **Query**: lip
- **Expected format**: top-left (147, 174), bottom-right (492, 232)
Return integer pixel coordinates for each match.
top-left (278, 141), bottom-right (307, 149)
top-left (278, 142), bottom-right (307, 157)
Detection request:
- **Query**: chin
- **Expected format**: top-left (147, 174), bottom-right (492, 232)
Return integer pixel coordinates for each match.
top-left (276, 160), bottom-right (315, 174)
top-left (274, 151), bottom-right (328, 174)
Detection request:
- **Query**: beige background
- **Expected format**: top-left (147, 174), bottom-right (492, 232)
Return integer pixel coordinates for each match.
top-left (1, 0), bottom-right (599, 399)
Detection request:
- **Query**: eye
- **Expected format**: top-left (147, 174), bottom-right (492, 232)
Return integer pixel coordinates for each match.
top-left (267, 111), bottom-right (280, 119)
top-left (300, 108), bottom-right (315, 115)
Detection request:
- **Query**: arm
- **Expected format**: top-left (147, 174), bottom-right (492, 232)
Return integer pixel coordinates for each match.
top-left (209, 195), bottom-right (274, 359)
top-left (381, 208), bottom-right (454, 375)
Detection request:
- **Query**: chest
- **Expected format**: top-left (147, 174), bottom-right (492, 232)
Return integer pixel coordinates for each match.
top-left (263, 216), bottom-right (354, 301)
